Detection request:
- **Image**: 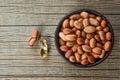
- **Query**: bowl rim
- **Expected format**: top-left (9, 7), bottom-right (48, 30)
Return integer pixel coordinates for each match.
top-left (55, 9), bottom-right (114, 68)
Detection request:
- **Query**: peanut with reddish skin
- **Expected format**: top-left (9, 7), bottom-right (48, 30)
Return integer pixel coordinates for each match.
top-left (106, 32), bottom-right (112, 40)
top-left (63, 28), bottom-right (73, 35)
top-left (98, 31), bottom-right (105, 41)
top-left (96, 16), bottom-right (102, 22)
top-left (28, 29), bottom-right (40, 46)
top-left (66, 41), bottom-right (76, 47)
top-left (82, 45), bottom-right (91, 52)
top-left (103, 27), bottom-right (109, 33)
top-left (89, 18), bottom-right (99, 26)
top-left (74, 20), bottom-right (83, 29)
top-left (84, 26), bottom-right (96, 33)
top-left (88, 56), bottom-right (95, 63)
top-left (62, 19), bottom-right (69, 28)
top-left (65, 50), bottom-right (73, 59)
top-left (81, 53), bottom-right (89, 60)
top-left (104, 41), bottom-right (111, 51)
top-left (75, 52), bottom-right (81, 62)
top-left (31, 29), bottom-right (40, 38)
top-left (89, 38), bottom-right (96, 48)
top-left (83, 18), bottom-right (89, 27)
top-left (28, 38), bottom-right (37, 46)
top-left (72, 45), bottom-right (79, 52)
top-left (80, 12), bottom-right (89, 18)
top-left (91, 53), bottom-right (100, 59)
top-left (70, 19), bottom-right (74, 27)
top-left (70, 14), bottom-right (80, 20)
top-left (65, 34), bottom-right (77, 41)
top-left (86, 33), bottom-right (94, 39)
top-left (77, 38), bottom-right (84, 45)
top-left (60, 45), bottom-right (69, 52)
top-left (92, 47), bottom-right (102, 55)
top-left (81, 59), bottom-right (89, 65)
top-left (77, 46), bottom-right (84, 55)
top-left (94, 34), bottom-right (100, 41)
top-left (101, 20), bottom-right (107, 27)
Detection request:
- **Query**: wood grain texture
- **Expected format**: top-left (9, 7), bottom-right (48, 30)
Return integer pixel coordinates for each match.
top-left (0, 0), bottom-right (120, 80)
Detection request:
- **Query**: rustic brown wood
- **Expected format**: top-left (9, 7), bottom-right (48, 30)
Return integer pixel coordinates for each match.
top-left (0, 0), bottom-right (120, 80)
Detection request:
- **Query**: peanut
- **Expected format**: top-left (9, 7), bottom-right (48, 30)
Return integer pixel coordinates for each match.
top-left (104, 41), bottom-right (111, 51)
top-left (28, 38), bottom-right (37, 46)
top-left (77, 38), bottom-right (84, 45)
top-left (65, 34), bottom-right (77, 41)
top-left (81, 59), bottom-right (89, 65)
top-left (96, 16), bottom-right (102, 22)
top-left (59, 32), bottom-right (66, 41)
top-left (63, 28), bottom-right (73, 35)
top-left (66, 41), bottom-right (76, 47)
top-left (89, 18), bottom-right (99, 26)
top-left (65, 50), bottom-right (73, 59)
top-left (94, 34), bottom-right (100, 42)
top-left (72, 44), bottom-right (79, 52)
top-left (89, 38), bottom-right (96, 48)
top-left (77, 46), bottom-right (84, 55)
top-left (28, 29), bottom-right (40, 46)
top-left (86, 33), bottom-right (94, 39)
top-left (84, 26), bottom-right (96, 33)
top-left (82, 45), bottom-right (91, 52)
top-left (60, 45), bottom-right (69, 52)
top-left (106, 32), bottom-right (112, 40)
top-left (80, 11), bottom-right (89, 18)
top-left (62, 19), bottom-right (69, 28)
top-left (98, 31), bottom-right (105, 41)
top-left (70, 14), bottom-right (80, 20)
top-left (74, 20), bottom-right (83, 29)
top-left (83, 18), bottom-right (89, 27)
top-left (92, 47), bottom-right (102, 55)
top-left (75, 52), bottom-right (81, 63)
top-left (70, 19), bottom-right (74, 27)
top-left (103, 27), bottom-right (109, 33)
top-left (101, 20), bottom-right (107, 27)
top-left (31, 29), bottom-right (40, 38)
top-left (88, 56), bottom-right (95, 63)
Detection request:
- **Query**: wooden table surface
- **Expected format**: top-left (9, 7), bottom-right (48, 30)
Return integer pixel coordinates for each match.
top-left (0, 0), bottom-right (120, 80)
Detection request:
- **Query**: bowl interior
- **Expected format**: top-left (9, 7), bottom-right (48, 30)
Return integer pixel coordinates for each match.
top-left (55, 9), bottom-right (114, 68)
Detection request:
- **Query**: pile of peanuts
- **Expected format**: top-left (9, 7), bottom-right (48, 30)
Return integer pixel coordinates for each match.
top-left (58, 11), bottom-right (112, 65)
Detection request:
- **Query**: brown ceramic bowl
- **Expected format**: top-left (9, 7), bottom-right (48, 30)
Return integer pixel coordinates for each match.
top-left (55, 9), bottom-right (114, 68)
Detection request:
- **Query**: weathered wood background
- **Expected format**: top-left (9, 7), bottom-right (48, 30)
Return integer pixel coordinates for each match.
top-left (0, 0), bottom-right (120, 80)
